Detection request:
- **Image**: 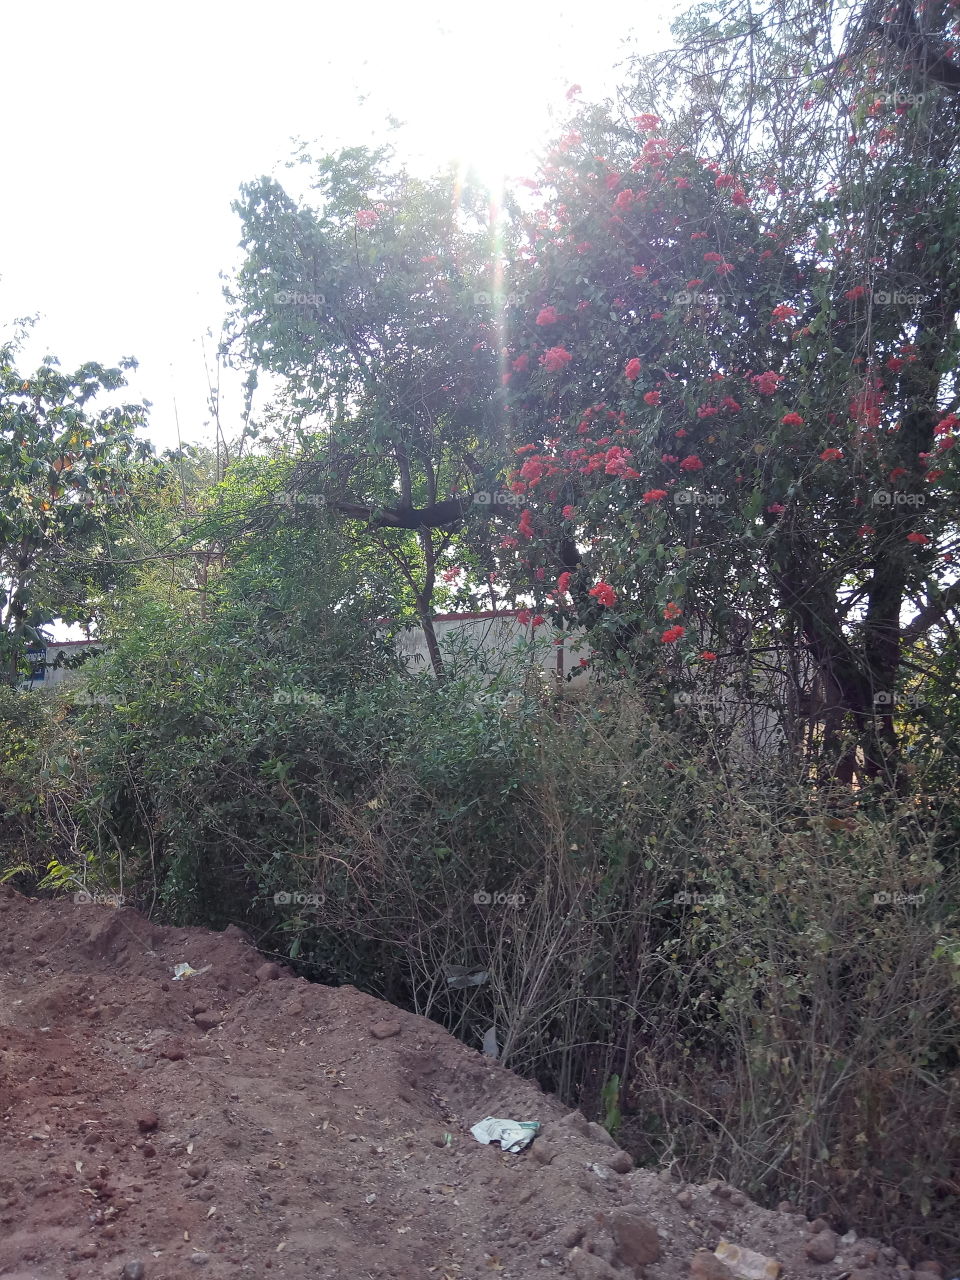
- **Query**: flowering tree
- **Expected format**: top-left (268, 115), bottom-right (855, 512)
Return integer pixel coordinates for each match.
top-left (487, 2), bottom-right (960, 786)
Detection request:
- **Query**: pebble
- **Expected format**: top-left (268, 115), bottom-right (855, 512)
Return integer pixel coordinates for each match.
top-left (607, 1150), bottom-right (634, 1174)
top-left (610, 1209), bottom-right (661, 1268)
top-left (136, 1112), bottom-right (159, 1133)
top-left (122, 1264), bottom-right (146, 1280)
top-left (256, 962), bottom-right (281, 982)
top-left (369, 1019), bottom-right (401, 1039)
top-left (806, 1231), bottom-right (839, 1263)
top-left (690, 1249), bottom-right (737, 1280)
top-left (676, 1189), bottom-right (694, 1209)
top-left (190, 1253), bottom-right (210, 1266)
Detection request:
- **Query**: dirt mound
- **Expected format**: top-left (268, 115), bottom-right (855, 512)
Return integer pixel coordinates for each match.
top-left (0, 889), bottom-right (941, 1280)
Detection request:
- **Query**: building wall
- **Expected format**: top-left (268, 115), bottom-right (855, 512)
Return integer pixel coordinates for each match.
top-left (18, 642), bottom-right (104, 691)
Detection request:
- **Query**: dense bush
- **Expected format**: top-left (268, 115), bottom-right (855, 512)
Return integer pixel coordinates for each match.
top-left (7, 644), bottom-right (957, 1263)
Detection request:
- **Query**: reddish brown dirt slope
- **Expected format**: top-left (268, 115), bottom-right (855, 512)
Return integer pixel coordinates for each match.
top-left (0, 889), bottom-right (940, 1280)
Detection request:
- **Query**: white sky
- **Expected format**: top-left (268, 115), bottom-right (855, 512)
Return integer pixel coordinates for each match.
top-left (2, 0), bottom-right (668, 456)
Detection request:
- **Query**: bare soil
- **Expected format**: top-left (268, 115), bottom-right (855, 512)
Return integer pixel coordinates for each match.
top-left (0, 888), bottom-right (943, 1280)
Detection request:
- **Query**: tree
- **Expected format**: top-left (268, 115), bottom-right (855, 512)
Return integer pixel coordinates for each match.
top-left (223, 147), bottom-right (518, 672)
top-left (0, 334), bottom-right (152, 685)
top-left (471, 0), bottom-right (960, 789)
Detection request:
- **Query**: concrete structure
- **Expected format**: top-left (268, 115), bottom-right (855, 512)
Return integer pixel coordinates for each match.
top-left (391, 610), bottom-right (594, 690)
top-left (18, 640), bottom-right (104, 691)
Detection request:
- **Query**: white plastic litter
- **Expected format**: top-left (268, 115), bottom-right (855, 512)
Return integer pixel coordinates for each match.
top-left (171, 963), bottom-right (212, 981)
top-left (481, 1026), bottom-right (500, 1059)
top-left (470, 1116), bottom-right (540, 1153)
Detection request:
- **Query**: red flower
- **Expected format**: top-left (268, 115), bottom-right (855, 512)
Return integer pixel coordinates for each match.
top-left (771, 304), bottom-right (799, 322)
top-left (820, 448), bottom-right (844, 461)
top-left (512, 354), bottom-right (530, 372)
top-left (703, 251), bottom-right (723, 263)
top-left (540, 346), bottom-right (572, 373)
top-left (907, 532), bottom-right (930, 544)
top-left (716, 262), bottom-right (734, 276)
top-left (644, 390), bottom-right (662, 406)
top-left (925, 469), bottom-right (945, 482)
top-left (886, 357), bottom-right (904, 372)
top-left (643, 489), bottom-right (668, 503)
top-left (356, 209), bottom-right (378, 228)
top-left (589, 581), bottom-right (618, 607)
top-left (613, 189), bottom-right (636, 210)
top-left (631, 264), bottom-right (648, 278)
top-left (663, 602), bottom-right (682, 620)
top-left (536, 306), bottom-right (559, 326)
top-left (767, 503), bottom-right (786, 515)
top-left (714, 174), bottom-right (736, 189)
top-left (700, 651), bottom-right (717, 662)
top-left (517, 609), bottom-right (532, 625)
top-left (679, 455), bottom-right (704, 471)
top-left (781, 412), bottom-right (804, 426)
top-left (661, 625), bottom-right (685, 643)
top-left (624, 357), bottom-right (643, 381)
top-left (557, 571), bottom-right (572, 595)
top-left (532, 614), bottom-right (546, 627)
top-left (721, 396), bottom-right (742, 412)
top-left (753, 371), bottom-right (782, 396)
top-left (858, 525), bottom-right (876, 537)
top-left (562, 505), bottom-right (576, 520)
top-left (844, 285), bottom-right (867, 301)
top-left (632, 113), bottom-right (661, 130)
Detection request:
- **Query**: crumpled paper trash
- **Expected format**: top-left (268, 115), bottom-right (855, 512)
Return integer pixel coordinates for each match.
top-left (171, 962), bottom-right (212, 981)
top-left (470, 1116), bottom-right (540, 1153)
top-left (715, 1241), bottom-right (782, 1280)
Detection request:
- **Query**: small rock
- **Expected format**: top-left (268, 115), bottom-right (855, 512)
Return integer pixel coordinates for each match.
top-left (136, 1113), bottom-right (159, 1134)
top-left (559, 1110), bottom-right (592, 1139)
top-left (708, 1214), bottom-right (728, 1230)
top-left (189, 1253), bottom-right (210, 1266)
top-left (810, 1218), bottom-right (831, 1234)
top-left (561, 1223), bottom-right (587, 1249)
top-left (369, 1019), bottom-right (401, 1040)
top-left (568, 1249), bottom-right (619, 1280)
top-left (533, 1141), bottom-right (558, 1167)
top-left (76, 1242), bottom-right (98, 1259)
top-left (186, 1163), bottom-right (209, 1180)
top-left (610, 1209), bottom-right (661, 1269)
top-left (690, 1250), bottom-right (737, 1280)
top-left (730, 1191), bottom-right (747, 1207)
top-left (715, 1184), bottom-right (733, 1199)
top-left (141, 1144), bottom-right (156, 1158)
top-left (806, 1231), bottom-right (839, 1264)
top-left (122, 1264), bottom-right (146, 1280)
top-left (587, 1121), bottom-right (618, 1147)
top-left (193, 1012), bottom-right (221, 1031)
top-left (256, 962), bottom-right (280, 982)
top-left (607, 1150), bottom-right (634, 1174)
top-left (676, 1189), bottom-right (694, 1209)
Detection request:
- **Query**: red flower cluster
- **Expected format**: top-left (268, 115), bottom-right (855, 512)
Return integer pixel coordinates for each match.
top-left (661, 625), bottom-right (685, 643)
top-left (753, 371), bottom-right (783, 396)
top-left (643, 489), bottom-right (668, 503)
top-left (624, 357), bottom-right (643, 381)
top-left (781, 412), bottom-right (804, 426)
top-left (589, 581), bottom-right (617, 607)
top-left (536, 306), bottom-right (559, 326)
top-left (663, 602), bottom-right (682, 620)
top-left (541, 346), bottom-right (572, 373)
top-left (644, 390), bottom-right (662, 406)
